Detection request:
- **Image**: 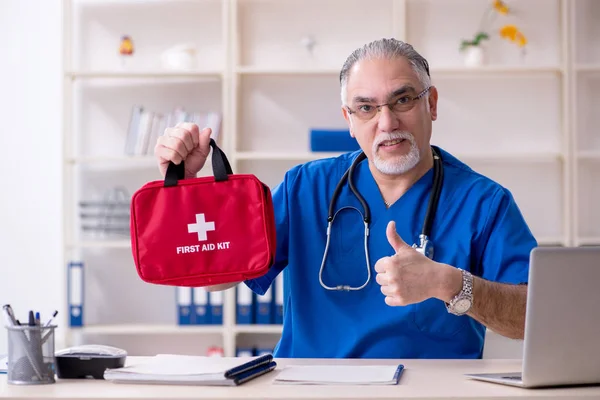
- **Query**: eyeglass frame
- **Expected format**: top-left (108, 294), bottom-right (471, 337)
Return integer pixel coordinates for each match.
top-left (345, 85), bottom-right (433, 121)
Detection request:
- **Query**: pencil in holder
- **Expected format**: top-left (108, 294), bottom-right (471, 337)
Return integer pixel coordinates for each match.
top-left (5, 325), bottom-right (57, 385)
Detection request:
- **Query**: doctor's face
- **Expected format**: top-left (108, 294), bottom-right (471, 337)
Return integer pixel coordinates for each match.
top-left (342, 56), bottom-right (438, 175)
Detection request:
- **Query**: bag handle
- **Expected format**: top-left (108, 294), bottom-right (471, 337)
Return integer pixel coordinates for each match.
top-left (164, 139), bottom-right (233, 187)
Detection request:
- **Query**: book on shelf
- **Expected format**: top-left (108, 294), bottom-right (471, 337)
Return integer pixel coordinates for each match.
top-left (79, 187), bottom-right (131, 238)
top-left (124, 106), bottom-right (222, 156)
top-left (177, 287), bottom-right (224, 326)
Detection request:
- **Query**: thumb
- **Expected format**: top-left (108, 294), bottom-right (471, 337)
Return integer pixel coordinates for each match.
top-left (198, 127), bottom-right (212, 150)
top-left (386, 220), bottom-right (410, 254)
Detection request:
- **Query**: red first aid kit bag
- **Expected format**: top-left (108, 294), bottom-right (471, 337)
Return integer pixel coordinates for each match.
top-left (129, 139), bottom-right (276, 287)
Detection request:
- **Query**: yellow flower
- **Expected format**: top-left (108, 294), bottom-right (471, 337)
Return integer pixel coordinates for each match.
top-left (493, 0), bottom-right (509, 15)
top-left (500, 25), bottom-right (517, 40)
top-left (500, 24), bottom-right (527, 47)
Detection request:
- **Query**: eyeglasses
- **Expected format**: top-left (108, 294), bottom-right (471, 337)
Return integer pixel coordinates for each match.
top-left (346, 86), bottom-right (432, 121)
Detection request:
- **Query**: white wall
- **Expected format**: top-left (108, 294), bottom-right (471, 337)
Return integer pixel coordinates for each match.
top-left (0, 0), bottom-right (64, 354)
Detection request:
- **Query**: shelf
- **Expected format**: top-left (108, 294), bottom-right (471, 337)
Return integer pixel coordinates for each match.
top-left (70, 324), bottom-right (224, 335)
top-left (455, 152), bottom-right (563, 163)
top-left (576, 237), bottom-right (600, 246)
top-left (65, 71), bottom-right (223, 80)
top-left (68, 152), bottom-right (562, 167)
top-left (67, 240), bottom-right (131, 249)
top-left (235, 151), bottom-right (563, 163)
top-left (236, 151), bottom-right (344, 161)
top-left (235, 66), bottom-right (562, 77)
top-left (67, 155), bottom-right (157, 166)
top-left (69, 324), bottom-right (283, 336)
top-left (236, 67), bottom-right (339, 75)
top-left (578, 151), bottom-right (600, 161)
top-left (233, 325), bottom-right (283, 335)
top-left (537, 237), bottom-right (567, 246)
top-left (576, 64), bottom-right (600, 72)
top-left (430, 66), bottom-right (563, 75)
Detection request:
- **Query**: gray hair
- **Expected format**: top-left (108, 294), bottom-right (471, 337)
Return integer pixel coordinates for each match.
top-left (340, 38), bottom-right (431, 104)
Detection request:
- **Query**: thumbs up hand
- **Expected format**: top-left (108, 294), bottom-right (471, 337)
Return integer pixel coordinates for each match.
top-left (375, 221), bottom-right (456, 306)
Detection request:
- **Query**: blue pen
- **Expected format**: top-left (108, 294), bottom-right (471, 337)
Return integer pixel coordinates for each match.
top-left (35, 312), bottom-right (40, 326)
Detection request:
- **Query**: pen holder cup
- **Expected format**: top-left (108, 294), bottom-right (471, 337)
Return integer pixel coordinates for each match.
top-left (6, 325), bottom-right (57, 385)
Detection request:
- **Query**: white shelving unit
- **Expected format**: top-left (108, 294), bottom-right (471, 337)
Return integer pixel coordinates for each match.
top-left (572, 0), bottom-right (600, 247)
top-left (62, 0), bottom-right (595, 357)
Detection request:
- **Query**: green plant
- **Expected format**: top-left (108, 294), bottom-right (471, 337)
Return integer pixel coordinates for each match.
top-left (459, 0), bottom-right (526, 52)
top-left (460, 32), bottom-right (490, 51)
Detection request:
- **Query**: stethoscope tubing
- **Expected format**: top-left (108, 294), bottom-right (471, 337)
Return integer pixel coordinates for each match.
top-left (319, 147), bottom-right (443, 291)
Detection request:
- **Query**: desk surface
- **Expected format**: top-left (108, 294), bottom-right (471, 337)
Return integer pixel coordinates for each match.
top-left (1, 357), bottom-right (600, 400)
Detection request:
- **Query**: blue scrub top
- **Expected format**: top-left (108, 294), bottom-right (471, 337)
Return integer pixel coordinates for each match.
top-left (245, 146), bottom-right (537, 359)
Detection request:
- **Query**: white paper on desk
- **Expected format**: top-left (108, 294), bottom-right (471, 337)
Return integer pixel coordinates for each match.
top-left (274, 365), bottom-right (403, 385)
top-left (104, 355), bottom-right (258, 384)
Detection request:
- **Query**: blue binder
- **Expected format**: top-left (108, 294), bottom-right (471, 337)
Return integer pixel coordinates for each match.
top-left (209, 291), bottom-right (223, 325)
top-left (68, 261), bottom-right (84, 327)
top-left (193, 287), bottom-right (209, 324)
top-left (256, 286), bottom-right (273, 324)
top-left (176, 287), bottom-right (193, 325)
top-left (236, 285), bottom-right (254, 324)
top-left (236, 347), bottom-right (254, 357)
top-left (310, 129), bottom-right (359, 152)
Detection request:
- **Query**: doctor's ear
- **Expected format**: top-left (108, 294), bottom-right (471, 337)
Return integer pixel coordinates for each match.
top-left (427, 86), bottom-right (438, 121)
top-left (342, 106), bottom-right (355, 137)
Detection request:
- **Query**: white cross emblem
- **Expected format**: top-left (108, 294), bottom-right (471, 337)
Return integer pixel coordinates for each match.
top-left (187, 213), bottom-right (215, 241)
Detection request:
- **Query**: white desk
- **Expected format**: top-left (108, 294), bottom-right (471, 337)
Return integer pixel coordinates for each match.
top-left (1, 357), bottom-right (600, 400)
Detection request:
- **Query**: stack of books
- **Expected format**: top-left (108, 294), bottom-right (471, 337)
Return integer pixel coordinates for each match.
top-left (124, 106), bottom-right (222, 156)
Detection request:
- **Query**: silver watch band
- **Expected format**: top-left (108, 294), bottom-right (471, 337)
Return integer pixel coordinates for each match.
top-left (447, 269), bottom-right (473, 315)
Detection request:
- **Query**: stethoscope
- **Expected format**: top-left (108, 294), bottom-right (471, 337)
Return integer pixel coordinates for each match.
top-left (318, 147), bottom-right (444, 291)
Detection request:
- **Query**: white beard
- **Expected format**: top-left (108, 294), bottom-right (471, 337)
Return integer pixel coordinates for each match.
top-left (372, 131), bottom-right (420, 175)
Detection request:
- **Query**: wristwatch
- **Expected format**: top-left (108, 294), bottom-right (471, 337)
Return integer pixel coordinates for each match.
top-left (446, 269), bottom-right (473, 316)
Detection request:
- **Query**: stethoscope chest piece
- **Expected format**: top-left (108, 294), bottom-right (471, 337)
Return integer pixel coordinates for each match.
top-left (412, 234), bottom-right (434, 260)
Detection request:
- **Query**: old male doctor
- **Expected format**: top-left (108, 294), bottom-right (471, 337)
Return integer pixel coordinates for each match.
top-left (154, 38), bottom-right (537, 359)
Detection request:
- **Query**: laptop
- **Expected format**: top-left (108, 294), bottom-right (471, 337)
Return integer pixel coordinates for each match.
top-left (465, 246), bottom-right (600, 388)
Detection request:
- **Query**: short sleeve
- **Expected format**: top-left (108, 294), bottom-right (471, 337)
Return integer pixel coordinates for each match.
top-left (477, 188), bottom-right (538, 285)
top-left (243, 167), bottom-right (297, 295)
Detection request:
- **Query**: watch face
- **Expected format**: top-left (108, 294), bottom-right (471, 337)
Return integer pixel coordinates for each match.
top-left (453, 299), bottom-right (472, 314)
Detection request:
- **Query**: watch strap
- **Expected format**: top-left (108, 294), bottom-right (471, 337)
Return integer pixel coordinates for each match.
top-left (446, 269), bottom-right (473, 315)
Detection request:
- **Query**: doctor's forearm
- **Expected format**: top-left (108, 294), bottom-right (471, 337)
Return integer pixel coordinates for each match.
top-left (435, 266), bottom-right (527, 340)
top-left (467, 278), bottom-right (527, 340)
